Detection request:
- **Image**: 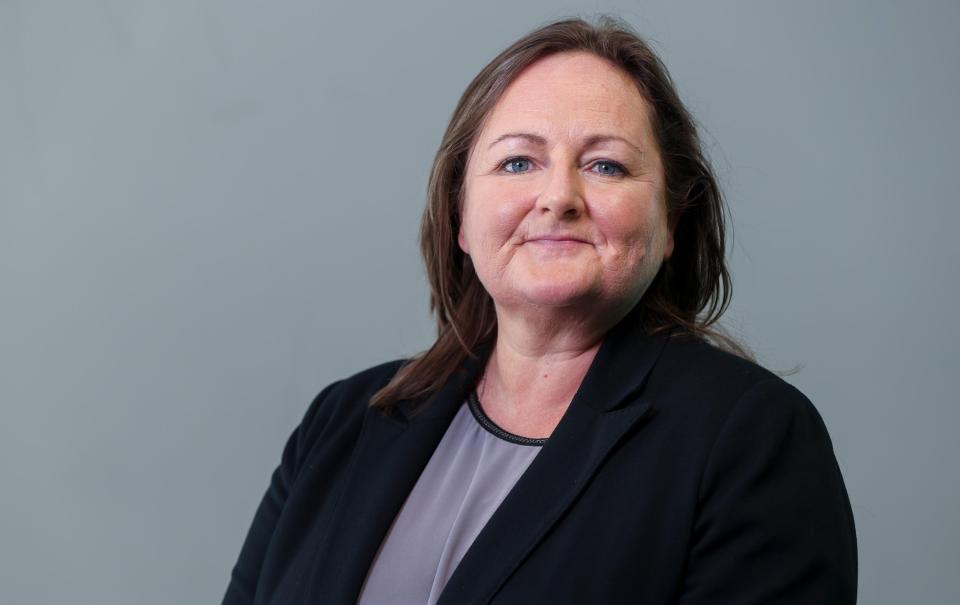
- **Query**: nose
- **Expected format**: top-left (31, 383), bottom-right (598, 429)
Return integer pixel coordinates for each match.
top-left (536, 164), bottom-right (585, 219)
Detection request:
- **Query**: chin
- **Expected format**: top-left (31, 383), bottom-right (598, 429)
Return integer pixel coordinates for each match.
top-left (506, 275), bottom-right (599, 308)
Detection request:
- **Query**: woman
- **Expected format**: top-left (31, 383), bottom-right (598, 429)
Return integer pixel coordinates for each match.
top-left (223, 16), bottom-right (857, 604)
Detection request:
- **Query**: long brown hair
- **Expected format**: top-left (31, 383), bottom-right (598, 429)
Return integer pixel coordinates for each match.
top-left (370, 15), bottom-right (750, 413)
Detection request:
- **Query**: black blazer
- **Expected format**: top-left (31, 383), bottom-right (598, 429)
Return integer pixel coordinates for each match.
top-left (223, 310), bottom-right (857, 604)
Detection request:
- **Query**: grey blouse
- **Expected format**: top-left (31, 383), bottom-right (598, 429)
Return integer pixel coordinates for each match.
top-left (357, 392), bottom-right (547, 605)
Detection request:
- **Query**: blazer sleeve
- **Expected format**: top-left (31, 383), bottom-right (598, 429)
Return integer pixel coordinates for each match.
top-left (677, 378), bottom-right (858, 604)
top-left (221, 379), bottom-right (343, 605)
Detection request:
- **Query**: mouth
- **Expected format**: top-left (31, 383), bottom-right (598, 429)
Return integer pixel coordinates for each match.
top-left (524, 236), bottom-right (591, 253)
top-left (526, 235), bottom-right (590, 244)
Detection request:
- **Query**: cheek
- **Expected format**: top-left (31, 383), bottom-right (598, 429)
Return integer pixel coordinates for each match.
top-left (463, 180), bottom-right (533, 248)
top-left (592, 191), bottom-right (669, 262)
top-left (594, 199), bottom-right (650, 247)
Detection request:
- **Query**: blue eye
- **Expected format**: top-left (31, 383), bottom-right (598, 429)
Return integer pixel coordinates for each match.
top-left (501, 157), bottom-right (532, 173)
top-left (591, 160), bottom-right (626, 177)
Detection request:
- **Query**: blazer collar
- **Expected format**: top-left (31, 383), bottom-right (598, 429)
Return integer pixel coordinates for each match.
top-left (306, 306), bottom-right (672, 604)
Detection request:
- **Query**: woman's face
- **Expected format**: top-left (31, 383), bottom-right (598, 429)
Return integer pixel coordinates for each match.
top-left (460, 51), bottom-right (674, 318)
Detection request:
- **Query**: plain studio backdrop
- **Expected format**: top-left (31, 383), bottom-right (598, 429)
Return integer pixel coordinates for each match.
top-left (1, 1), bottom-right (957, 603)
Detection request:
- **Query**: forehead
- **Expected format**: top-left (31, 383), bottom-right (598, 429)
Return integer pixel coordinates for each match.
top-left (478, 51), bottom-right (653, 145)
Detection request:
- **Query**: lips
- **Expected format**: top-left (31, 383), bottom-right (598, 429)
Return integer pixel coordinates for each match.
top-left (526, 235), bottom-right (590, 244)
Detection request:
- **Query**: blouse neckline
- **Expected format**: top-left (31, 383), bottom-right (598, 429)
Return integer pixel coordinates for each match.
top-left (466, 390), bottom-right (549, 447)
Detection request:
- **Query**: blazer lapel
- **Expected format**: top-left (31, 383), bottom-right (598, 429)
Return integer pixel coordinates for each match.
top-left (437, 310), bottom-right (671, 605)
top-left (305, 343), bottom-right (491, 603)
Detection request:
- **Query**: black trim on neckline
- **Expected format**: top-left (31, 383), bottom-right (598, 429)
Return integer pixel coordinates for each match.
top-left (467, 391), bottom-right (548, 447)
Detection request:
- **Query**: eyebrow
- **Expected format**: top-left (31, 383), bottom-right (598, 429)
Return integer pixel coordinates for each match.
top-left (487, 132), bottom-right (646, 157)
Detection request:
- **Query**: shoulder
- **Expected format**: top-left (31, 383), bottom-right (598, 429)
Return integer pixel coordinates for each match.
top-left (324, 358), bottom-right (409, 402)
top-left (645, 333), bottom-right (849, 524)
top-left (646, 333), bottom-right (829, 449)
top-left (651, 332), bottom-right (803, 401)
top-left (654, 332), bottom-right (779, 394)
top-left (655, 336), bottom-right (857, 601)
top-left (296, 358), bottom-right (408, 440)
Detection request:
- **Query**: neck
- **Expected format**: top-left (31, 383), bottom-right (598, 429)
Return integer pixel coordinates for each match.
top-left (479, 303), bottom-right (630, 417)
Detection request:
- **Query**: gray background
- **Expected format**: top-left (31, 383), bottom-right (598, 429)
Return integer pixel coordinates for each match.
top-left (1, 1), bottom-right (957, 603)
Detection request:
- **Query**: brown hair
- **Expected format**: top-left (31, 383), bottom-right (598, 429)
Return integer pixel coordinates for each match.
top-left (370, 15), bottom-right (751, 414)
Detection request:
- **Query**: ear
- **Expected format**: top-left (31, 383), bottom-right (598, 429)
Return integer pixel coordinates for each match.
top-left (457, 225), bottom-right (470, 254)
top-left (663, 209), bottom-right (682, 260)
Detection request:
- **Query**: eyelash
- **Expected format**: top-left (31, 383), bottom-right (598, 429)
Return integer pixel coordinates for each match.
top-left (497, 156), bottom-right (628, 177)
